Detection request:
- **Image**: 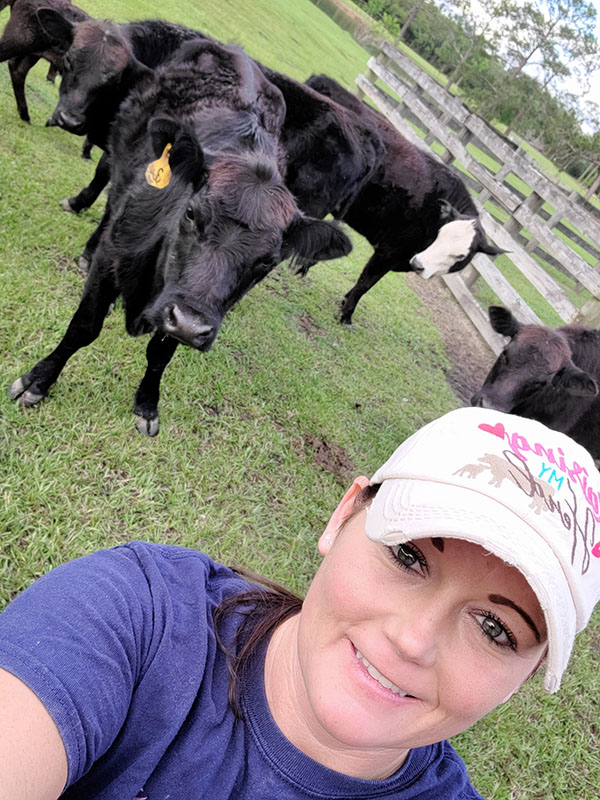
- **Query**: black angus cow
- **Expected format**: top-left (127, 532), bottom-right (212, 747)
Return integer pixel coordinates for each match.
top-left (9, 36), bottom-right (351, 435)
top-left (298, 74), bottom-right (502, 324)
top-left (471, 306), bottom-right (600, 460)
top-left (0, 0), bottom-right (88, 123)
top-left (258, 64), bottom-right (384, 227)
top-left (41, 10), bottom-right (209, 237)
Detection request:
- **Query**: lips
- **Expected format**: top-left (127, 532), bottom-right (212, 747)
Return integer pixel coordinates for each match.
top-left (354, 647), bottom-right (413, 697)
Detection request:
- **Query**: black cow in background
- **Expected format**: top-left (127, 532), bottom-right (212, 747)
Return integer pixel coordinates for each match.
top-left (472, 306), bottom-right (600, 461)
top-left (259, 64), bottom-right (384, 226)
top-left (300, 74), bottom-right (502, 324)
top-left (9, 37), bottom-right (351, 435)
top-left (0, 0), bottom-right (88, 123)
top-left (41, 9), bottom-right (209, 240)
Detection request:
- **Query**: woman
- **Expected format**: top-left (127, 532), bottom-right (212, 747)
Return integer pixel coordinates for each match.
top-left (1, 407), bottom-right (598, 799)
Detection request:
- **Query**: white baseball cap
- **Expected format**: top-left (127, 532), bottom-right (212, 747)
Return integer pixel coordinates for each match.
top-left (364, 407), bottom-right (600, 692)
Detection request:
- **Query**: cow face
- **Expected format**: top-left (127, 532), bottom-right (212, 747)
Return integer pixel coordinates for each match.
top-left (132, 119), bottom-right (351, 350)
top-left (471, 306), bottom-right (598, 417)
top-left (40, 12), bottom-right (134, 134)
top-left (409, 200), bottom-right (502, 279)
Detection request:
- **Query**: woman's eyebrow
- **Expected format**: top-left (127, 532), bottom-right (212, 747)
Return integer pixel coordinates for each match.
top-left (489, 594), bottom-right (541, 642)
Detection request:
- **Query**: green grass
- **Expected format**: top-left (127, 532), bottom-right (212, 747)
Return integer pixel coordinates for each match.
top-left (1, 2), bottom-right (599, 798)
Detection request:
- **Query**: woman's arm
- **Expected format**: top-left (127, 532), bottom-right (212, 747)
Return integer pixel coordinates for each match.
top-left (0, 668), bottom-right (67, 800)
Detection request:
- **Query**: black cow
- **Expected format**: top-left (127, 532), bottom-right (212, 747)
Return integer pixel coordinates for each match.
top-left (299, 74), bottom-right (502, 324)
top-left (41, 10), bottom-right (209, 232)
top-left (8, 37), bottom-right (351, 435)
top-left (0, 0), bottom-right (88, 123)
top-left (471, 305), bottom-right (600, 460)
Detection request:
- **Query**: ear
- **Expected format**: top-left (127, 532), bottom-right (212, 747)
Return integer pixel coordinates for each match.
top-left (552, 362), bottom-right (598, 397)
top-left (488, 305), bottom-right (521, 338)
top-left (147, 116), bottom-right (206, 192)
top-left (477, 234), bottom-right (505, 257)
top-left (282, 216), bottom-right (352, 263)
top-left (438, 199), bottom-right (459, 221)
top-left (318, 476), bottom-right (370, 555)
top-left (36, 8), bottom-right (75, 45)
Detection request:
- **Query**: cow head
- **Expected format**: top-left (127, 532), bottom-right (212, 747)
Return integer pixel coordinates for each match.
top-left (471, 306), bottom-right (598, 419)
top-left (121, 116), bottom-right (352, 351)
top-left (40, 12), bottom-right (147, 134)
top-left (409, 200), bottom-right (503, 279)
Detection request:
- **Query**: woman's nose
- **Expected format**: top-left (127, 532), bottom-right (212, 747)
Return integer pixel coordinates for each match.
top-left (384, 606), bottom-right (441, 668)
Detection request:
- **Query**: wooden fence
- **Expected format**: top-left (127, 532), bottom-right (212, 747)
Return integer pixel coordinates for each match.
top-left (355, 40), bottom-right (600, 354)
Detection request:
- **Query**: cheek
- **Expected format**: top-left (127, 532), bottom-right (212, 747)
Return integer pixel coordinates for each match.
top-left (437, 644), bottom-right (543, 731)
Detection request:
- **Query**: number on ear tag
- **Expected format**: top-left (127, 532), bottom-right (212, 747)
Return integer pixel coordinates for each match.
top-left (145, 143), bottom-right (172, 189)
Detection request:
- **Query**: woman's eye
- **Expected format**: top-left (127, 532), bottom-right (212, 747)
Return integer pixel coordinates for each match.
top-left (388, 543), bottom-right (428, 577)
top-left (474, 611), bottom-right (516, 650)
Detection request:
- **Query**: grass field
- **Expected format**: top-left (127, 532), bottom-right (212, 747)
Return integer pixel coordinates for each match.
top-left (1, 2), bottom-right (599, 798)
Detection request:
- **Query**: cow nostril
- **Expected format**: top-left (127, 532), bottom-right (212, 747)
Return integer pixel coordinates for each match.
top-left (194, 325), bottom-right (214, 338)
top-left (164, 303), bottom-right (179, 332)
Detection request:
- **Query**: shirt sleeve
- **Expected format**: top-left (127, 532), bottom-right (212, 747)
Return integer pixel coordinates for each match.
top-left (0, 543), bottom-right (166, 786)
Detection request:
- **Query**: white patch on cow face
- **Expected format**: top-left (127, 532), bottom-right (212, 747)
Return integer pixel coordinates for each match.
top-left (410, 219), bottom-right (477, 279)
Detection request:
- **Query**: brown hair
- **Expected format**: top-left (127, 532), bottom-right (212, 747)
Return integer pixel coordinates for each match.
top-left (214, 482), bottom-right (381, 718)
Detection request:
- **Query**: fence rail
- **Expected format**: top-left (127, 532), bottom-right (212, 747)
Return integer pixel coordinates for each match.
top-left (355, 42), bottom-right (600, 353)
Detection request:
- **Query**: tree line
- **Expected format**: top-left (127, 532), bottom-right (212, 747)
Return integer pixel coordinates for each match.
top-left (354, 0), bottom-right (600, 197)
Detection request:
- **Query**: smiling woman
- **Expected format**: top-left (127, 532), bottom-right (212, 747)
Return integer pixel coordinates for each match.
top-left (0, 407), bottom-right (598, 799)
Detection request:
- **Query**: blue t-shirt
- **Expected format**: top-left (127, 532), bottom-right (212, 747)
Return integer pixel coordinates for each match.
top-left (0, 542), bottom-right (485, 799)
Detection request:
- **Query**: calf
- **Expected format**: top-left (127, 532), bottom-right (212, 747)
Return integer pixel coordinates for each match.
top-left (40, 10), bottom-right (208, 228)
top-left (471, 305), bottom-right (600, 459)
top-left (9, 38), bottom-right (351, 435)
top-left (300, 74), bottom-right (502, 324)
top-left (0, 0), bottom-right (88, 122)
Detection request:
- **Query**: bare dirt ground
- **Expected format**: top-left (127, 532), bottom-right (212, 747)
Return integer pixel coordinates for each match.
top-left (404, 273), bottom-right (495, 407)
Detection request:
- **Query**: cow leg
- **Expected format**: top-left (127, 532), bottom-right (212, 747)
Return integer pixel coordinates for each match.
top-left (132, 333), bottom-right (180, 437)
top-left (8, 259), bottom-right (118, 408)
top-left (62, 152), bottom-right (110, 214)
top-left (8, 54), bottom-right (39, 122)
top-left (78, 196), bottom-right (112, 273)
top-left (339, 250), bottom-right (395, 325)
top-left (81, 136), bottom-right (93, 160)
top-left (46, 63), bottom-right (58, 83)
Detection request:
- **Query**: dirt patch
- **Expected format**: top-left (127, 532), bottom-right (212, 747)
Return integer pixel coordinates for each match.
top-left (297, 312), bottom-right (325, 340)
top-left (305, 433), bottom-right (356, 484)
top-left (404, 273), bottom-right (495, 407)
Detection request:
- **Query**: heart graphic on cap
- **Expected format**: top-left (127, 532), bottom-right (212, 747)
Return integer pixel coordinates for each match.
top-left (478, 422), bottom-right (506, 439)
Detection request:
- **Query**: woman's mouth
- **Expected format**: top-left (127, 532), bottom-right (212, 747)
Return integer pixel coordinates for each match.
top-left (354, 647), bottom-right (413, 697)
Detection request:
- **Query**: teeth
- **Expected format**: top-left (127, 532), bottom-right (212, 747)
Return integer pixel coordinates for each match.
top-left (354, 649), bottom-right (408, 696)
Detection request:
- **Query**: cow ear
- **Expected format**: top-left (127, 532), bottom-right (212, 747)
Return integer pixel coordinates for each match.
top-left (488, 306), bottom-right (521, 337)
top-left (36, 8), bottom-right (75, 45)
top-left (553, 362), bottom-right (598, 397)
top-left (148, 116), bottom-right (206, 192)
top-left (283, 216), bottom-right (352, 262)
top-left (478, 236), bottom-right (506, 257)
top-left (438, 199), bottom-right (459, 221)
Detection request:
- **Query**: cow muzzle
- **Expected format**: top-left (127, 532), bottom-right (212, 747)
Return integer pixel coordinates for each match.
top-left (162, 303), bottom-right (216, 350)
top-left (46, 109), bottom-right (87, 135)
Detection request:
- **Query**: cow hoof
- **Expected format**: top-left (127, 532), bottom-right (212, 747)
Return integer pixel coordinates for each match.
top-left (60, 197), bottom-right (77, 213)
top-left (78, 256), bottom-right (90, 274)
top-left (8, 377), bottom-right (45, 407)
top-left (134, 412), bottom-right (159, 437)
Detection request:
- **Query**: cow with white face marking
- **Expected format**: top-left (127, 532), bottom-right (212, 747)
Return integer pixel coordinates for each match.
top-left (409, 202), bottom-right (499, 280)
top-left (294, 75), bottom-right (502, 324)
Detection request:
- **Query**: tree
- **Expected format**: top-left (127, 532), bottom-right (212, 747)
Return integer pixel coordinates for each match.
top-left (438, 0), bottom-right (505, 89)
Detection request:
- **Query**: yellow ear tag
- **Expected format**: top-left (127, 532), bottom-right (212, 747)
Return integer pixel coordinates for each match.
top-left (145, 143), bottom-right (172, 189)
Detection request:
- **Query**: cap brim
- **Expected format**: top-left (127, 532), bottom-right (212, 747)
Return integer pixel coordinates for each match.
top-left (365, 478), bottom-right (576, 692)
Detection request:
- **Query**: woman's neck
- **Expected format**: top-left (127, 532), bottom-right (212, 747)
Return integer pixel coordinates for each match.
top-left (263, 615), bottom-right (410, 781)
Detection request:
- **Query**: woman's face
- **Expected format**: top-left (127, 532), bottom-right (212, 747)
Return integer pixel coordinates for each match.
top-left (295, 487), bottom-right (547, 755)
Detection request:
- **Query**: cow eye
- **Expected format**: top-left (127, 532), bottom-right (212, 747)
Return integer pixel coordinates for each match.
top-left (185, 206), bottom-right (195, 222)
